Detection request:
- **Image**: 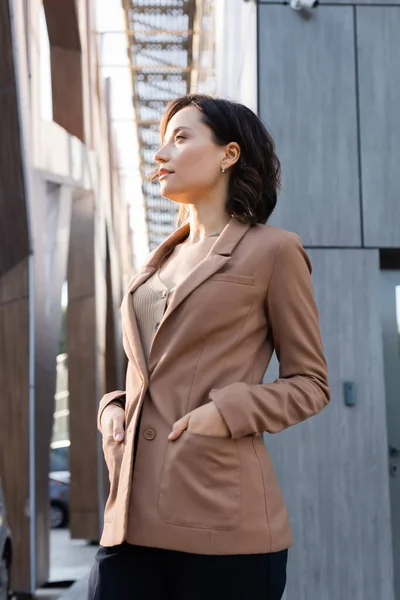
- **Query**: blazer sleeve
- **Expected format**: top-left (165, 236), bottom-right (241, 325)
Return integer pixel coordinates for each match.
top-left (209, 232), bottom-right (330, 439)
top-left (97, 391), bottom-right (126, 432)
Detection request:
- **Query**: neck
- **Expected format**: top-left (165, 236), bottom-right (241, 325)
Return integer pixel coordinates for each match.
top-left (186, 206), bottom-right (231, 244)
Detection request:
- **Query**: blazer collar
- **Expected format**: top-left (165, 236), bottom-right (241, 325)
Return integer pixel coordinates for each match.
top-left (122, 217), bottom-right (251, 386)
top-left (134, 216), bottom-right (250, 275)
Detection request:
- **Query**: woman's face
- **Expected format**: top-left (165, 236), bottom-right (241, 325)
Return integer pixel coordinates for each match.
top-left (154, 106), bottom-right (226, 203)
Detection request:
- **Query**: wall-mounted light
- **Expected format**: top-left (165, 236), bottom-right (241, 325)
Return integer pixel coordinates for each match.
top-left (290, 0), bottom-right (319, 10)
top-left (343, 381), bottom-right (356, 407)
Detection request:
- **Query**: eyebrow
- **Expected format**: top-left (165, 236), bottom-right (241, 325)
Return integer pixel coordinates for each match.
top-left (163, 126), bottom-right (193, 143)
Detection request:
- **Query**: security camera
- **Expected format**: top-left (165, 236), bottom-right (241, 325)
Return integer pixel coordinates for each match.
top-left (290, 0), bottom-right (319, 10)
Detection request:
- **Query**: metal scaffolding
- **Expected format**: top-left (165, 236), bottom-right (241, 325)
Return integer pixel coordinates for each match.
top-left (122, 0), bottom-right (197, 250)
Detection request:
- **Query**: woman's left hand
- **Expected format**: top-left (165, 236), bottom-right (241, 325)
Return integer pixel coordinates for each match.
top-left (168, 402), bottom-right (230, 441)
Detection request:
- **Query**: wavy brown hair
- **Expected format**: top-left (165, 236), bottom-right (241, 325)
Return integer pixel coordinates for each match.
top-left (151, 94), bottom-right (281, 226)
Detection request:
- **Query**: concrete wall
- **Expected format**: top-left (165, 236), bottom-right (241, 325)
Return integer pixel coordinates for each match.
top-left (258, 4), bottom-right (398, 599)
top-left (215, 1), bottom-right (399, 598)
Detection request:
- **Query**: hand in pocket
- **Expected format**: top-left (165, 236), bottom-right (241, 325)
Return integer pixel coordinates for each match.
top-left (100, 404), bottom-right (126, 443)
top-left (168, 401), bottom-right (230, 440)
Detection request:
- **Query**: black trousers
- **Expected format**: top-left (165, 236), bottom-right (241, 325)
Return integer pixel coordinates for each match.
top-left (88, 543), bottom-right (288, 600)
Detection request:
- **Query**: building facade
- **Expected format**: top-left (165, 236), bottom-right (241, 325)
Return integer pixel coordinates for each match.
top-left (0, 0), bottom-right (133, 592)
top-left (215, 0), bottom-right (400, 598)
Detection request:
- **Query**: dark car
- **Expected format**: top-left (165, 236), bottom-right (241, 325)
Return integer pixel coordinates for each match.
top-left (0, 478), bottom-right (12, 600)
top-left (50, 475), bottom-right (70, 529)
top-left (49, 443), bottom-right (70, 528)
top-left (50, 444), bottom-right (69, 473)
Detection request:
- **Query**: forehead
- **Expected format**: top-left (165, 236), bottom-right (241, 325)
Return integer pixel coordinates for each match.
top-left (164, 106), bottom-right (203, 136)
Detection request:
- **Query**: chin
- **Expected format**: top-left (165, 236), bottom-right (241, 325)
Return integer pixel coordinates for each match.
top-left (160, 186), bottom-right (185, 203)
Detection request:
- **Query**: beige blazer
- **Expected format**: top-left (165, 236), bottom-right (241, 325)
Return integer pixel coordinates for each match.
top-left (97, 217), bottom-right (330, 554)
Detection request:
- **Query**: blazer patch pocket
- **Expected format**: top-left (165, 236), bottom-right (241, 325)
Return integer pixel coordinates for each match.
top-left (158, 432), bottom-right (241, 531)
top-left (209, 273), bottom-right (255, 286)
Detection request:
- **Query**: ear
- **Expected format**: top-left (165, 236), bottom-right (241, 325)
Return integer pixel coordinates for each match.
top-left (221, 142), bottom-right (241, 171)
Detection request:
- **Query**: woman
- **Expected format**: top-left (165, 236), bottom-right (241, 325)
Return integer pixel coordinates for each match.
top-left (88, 94), bottom-right (330, 599)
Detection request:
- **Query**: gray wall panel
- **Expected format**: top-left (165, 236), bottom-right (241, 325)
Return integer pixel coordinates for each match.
top-left (264, 250), bottom-right (394, 600)
top-left (357, 7), bottom-right (400, 247)
top-left (258, 7), bottom-right (361, 246)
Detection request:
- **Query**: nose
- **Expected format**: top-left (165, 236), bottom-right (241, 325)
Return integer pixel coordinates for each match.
top-left (154, 145), bottom-right (168, 165)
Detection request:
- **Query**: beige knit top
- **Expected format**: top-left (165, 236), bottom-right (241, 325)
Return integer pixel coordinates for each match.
top-left (132, 236), bottom-right (218, 362)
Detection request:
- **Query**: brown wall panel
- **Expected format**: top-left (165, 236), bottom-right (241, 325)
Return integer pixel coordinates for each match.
top-left (0, 258), bottom-right (31, 590)
top-left (42, 0), bottom-right (81, 50)
top-left (43, 0), bottom-right (84, 141)
top-left (0, 93), bottom-right (25, 199)
top-left (0, 259), bottom-right (29, 304)
top-left (0, 0), bottom-right (15, 88)
top-left (50, 47), bottom-right (84, 141)
top-left (0, 2), bottom-right (31, 591)
top-left (0, 1), bottom-right (30, 277)
top-left (105, 248), bottom-right (118, 393)
top-left (67, 194), bottom-right (101, 540)
top-left (67, 296), bottom-right (100, 539)
top-left (67, 195), bottom-right (95, 297)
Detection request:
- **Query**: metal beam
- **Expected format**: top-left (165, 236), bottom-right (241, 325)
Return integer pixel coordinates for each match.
top-left (97, 29), bottom-right (194, 36)
top-left (131, 40), bottom-right (189, 51)
top-left (123, 0), bottom-right (196, 249)
top-left (132, 65), bottom-right (192, 72)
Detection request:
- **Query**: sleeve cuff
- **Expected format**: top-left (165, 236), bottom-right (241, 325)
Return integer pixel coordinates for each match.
top-left (97, 390), bottom-right (126, 431)
top-left (209, 382), bottom-right (253, 440)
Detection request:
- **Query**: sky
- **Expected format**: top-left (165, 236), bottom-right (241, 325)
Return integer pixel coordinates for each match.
top-left (96, 0), bottom-right (149, 268)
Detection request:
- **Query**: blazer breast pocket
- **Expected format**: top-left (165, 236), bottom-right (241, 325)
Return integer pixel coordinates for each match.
top-left (209, 273), bottom-right (255, 286)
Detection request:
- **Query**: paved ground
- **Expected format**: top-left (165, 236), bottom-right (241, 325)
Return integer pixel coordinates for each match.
top-left (32, 529), bottom-right (98, 600)
top-left (49, 530), bottom-right (98, 583)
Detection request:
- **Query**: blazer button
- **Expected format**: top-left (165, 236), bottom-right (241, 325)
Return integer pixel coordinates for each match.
top-left (161, 289), bottom-right (167, 299)
top-left (143, 428), bottom-right (156, 441)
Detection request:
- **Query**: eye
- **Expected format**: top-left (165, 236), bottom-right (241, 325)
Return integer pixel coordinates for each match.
top-left (175, 135), bottom-right (185, 142)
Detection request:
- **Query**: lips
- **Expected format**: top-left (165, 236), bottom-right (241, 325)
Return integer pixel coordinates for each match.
top-left (159, 169), bottom-right (173, 180)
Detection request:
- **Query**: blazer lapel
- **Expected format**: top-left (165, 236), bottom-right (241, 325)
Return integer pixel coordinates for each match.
top-left (121, 223), bottom-right (190, 386)
top-left (160, 253), bottom-right (230, 325)
top-left (148, 218), bottom-right (251, 363)
top-left (121, 268), bottom-right (155, 386)
top-left (122, 217), bottom-right (251, 383)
